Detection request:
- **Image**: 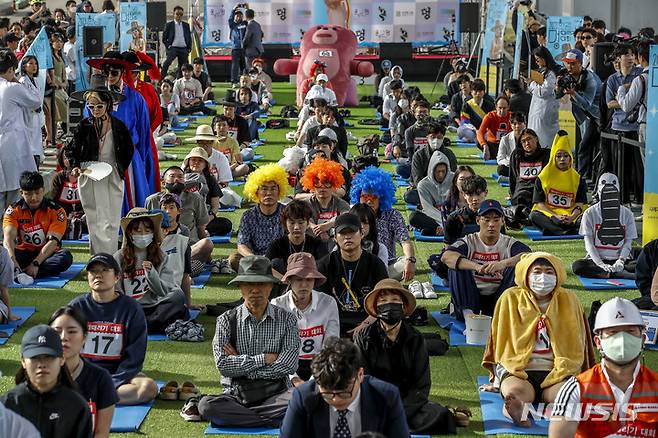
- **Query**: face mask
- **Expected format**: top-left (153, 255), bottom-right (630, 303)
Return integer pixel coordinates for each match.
top-left (398, 99), bottom-right (409, 110)
top-left (165, 182), bottom-right (185, 195)
top-left (600, 331), bottom-right (643, 365)
top-left (416, 114), bottom-right (430, 125)
top-left (131, 233), bottom-right (153, 249)
top-left (528, 273), bottom-right (557, 296)
top-left (429, 138), bottom-right (441, 150)
top-left (376, 302), bottom-right (404, 325)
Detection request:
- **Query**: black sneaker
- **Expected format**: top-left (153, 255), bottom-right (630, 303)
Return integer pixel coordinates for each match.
top-left (180, 396), bottom-right (201, 422)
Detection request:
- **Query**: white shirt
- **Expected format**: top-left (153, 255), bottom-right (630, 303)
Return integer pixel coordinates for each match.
top-left (305, 85), bottom-right (337, 106)
top-left (271, 290), bottom-right (340, 360)
top-left (63, 41), bottom-right (77, 81)
top-left (172, 20), bottom-right (187, 48)
top-left (580, 204), bottom-right (637, 261)
top-left (207, 148), bottom-right (233, 183)
top-left (329, 387), bottom-right (362, 437)
top-left (172, 77), bottom-right (203, 105)
top-left (382, 93), bottom-right (399, 118)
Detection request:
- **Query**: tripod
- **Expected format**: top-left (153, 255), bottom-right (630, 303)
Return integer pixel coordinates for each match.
top-left (429, 13), bottom-right (460, 99)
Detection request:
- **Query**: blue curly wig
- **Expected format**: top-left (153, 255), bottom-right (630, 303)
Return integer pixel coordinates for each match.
top-left (349, 166), bottom-right (396, 212)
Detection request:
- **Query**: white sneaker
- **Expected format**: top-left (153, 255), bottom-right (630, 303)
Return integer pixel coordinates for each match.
top-left (421, 282), bottom-right (437, 299)
top-left (409, 281), bottom-right (424, 299)
top-left (15, 272), bottom-right (34, 286)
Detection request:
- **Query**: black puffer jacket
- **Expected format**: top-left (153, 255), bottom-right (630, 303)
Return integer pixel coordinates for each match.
top-left (1, 381), bottom-right (93, 438)
top-left (65, 116), bottom-right (134, 179)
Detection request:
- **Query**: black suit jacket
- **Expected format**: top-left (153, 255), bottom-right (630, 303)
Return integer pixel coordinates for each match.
top-left (242, 20), bottom-right (264, 57)
top-left (279, 375), bottom-right (410, 438)
top-left (163, 20), bottom-right (192, 51)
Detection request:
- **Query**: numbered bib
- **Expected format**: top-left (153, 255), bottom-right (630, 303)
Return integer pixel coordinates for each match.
top-left (298, 325), bottom-right (325, 359)
top-left (19, 224), bottom-right (46, 248)
top-left (547, 189), bottom-right (574, 209)
top-left (413, 137), bottom-right (428, 147)
top-left (58, 181), bottom-right (81, 204)
top-left (519, 162), bottom-right (543, 180)
top-left (82, 322), bottom-right (124, 360)
top-left (317, 211), bottom-right (338, 224)
top-left (227, 127), bottom-right (238, 139)
top-left (123, 269), bottom-right (149, 299)
top-left (471, 251), bottom-right (501, 283)
top-left (534, 315), bottom-right (551, 354)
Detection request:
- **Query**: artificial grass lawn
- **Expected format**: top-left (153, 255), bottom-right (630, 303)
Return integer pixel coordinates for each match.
top-left (0, 81), bottom-right (656, 438)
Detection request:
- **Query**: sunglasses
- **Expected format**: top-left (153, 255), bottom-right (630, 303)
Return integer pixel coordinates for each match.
top-left (104, 68), bottom-right (122, 77)
top-left (582, 35), bottom-right (593, 40)
top-left (87, 103), bottom-right (106, 111)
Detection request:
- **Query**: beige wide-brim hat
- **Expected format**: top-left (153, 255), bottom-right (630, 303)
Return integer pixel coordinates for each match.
top-left (363, 278), bottom-right (417, 318)
top-left (186, 125), bottom-right (217, 143)
top-left (120, 208), bottom-right (164, 248)
top-left (183, 146), bottom-right (210, 169)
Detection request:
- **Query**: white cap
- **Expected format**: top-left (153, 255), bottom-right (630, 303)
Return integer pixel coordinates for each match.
top-left (594, 297), bottom-right (645, 332)
top-left (318, 128), bottom-right (337, 142)
top-left (316, 74), bottom-right (329, 82)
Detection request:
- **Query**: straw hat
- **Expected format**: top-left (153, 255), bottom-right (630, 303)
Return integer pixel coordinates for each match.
top-left (120, 208), bottom-right (164, 248)
top-left (281, 252), bottom-right (326, 287)
top-left (363, 278), bottom-right (417, 318)
top-left (187, 125), bottom-right (217, 143)
top-left (183, 147), bottom-right (210, 169)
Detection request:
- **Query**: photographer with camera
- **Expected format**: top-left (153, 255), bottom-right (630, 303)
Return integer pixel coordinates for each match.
top-left (604, 43), bottom-right (644, 204)
top-left (556, 49), bottom-right (601, 181)
top-left (617, 39), bottom-right (652, 144)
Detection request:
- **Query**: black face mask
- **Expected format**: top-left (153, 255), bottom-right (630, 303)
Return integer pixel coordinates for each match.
top-left (165, 182), bottom-right (185, 195)
top-left (376, 302), bottom-right (404, 325)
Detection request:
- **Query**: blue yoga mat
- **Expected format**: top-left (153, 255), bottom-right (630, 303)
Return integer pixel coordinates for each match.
top-left (406, 203), bottom-right (417, 211)
top-left (577, 276), bottom-right (637, 290)
top-left (204, 425), bottom-right (429, 437)
top-left (455, 141), bottom-right (477, 148)
top-left (470, 153), bottom-right (497, 165)
top-left (12, 263), bottom-right (85, 289)
top-left (430, 273), bottom-right (449, 291)
top-left (523, 227), bottom-right (583, 241)
top-left (147, 310), bottom-right (201, 341)
top-left (395, 177), bottom-right (410, 187)
top-left (379, 126), bottom-right (390, 132)
top-left (477, 376), bottom-right (549, 435)
top-left (162, 143), bottom-right (176, 148)
top-left (110, 382), bottom-right (164, 432)
top-left (219, 206), bottom-right (237, 212)
top-left (413, 229), bottom-right (445, 242)
top-left (244, 154), bottom-right (264, 164)
top-left (62, 233), bottom-right (90, 246)
top-left (430, 311), bottom-right (484, 347)
top-left (192, 271), bottom-right (212, 289)
top-left (210, 233), bottom-right (232, 244)
top-left (258, 126), bottom-right (267, 133)
top-left (0, 307), bottom-right (36, 345)
top-left (229, 180), bottom-right (245, 187)
top-left (491, 173), bottom-right (510, 188)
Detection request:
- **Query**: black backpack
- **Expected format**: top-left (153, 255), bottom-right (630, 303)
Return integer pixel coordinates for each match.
top-left (279, 105), bottom-right (299, 118)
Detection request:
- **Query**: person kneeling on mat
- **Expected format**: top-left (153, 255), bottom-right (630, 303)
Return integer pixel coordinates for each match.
top-left (409, 151), bottom-right (454, 236)
top-left (355, 279), bottom-right (466, 434)
top-left (69, 253), bottom-right (158, 405)
top-left (550, 297), bottom-right (658, 437)
top-left (195, 256), bottom-right (300, 427)
top-left (442, 200), bottom-right (531, 320)
top-left (529, 131), bottom-right (588, 236)
top-left (481, 252), bottom-right (595, 427)
top-left (572, 173), bottom-right (638, 280)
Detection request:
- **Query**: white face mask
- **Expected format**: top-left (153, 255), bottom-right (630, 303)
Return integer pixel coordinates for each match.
top-left (600, 331), bottom-right (643, 365)
top-left (528, 273), bottom-right (557, 296)
top-left (429, 138), bottom-right (441, 150)
top-left (132, 233), bottom-right (153, 249)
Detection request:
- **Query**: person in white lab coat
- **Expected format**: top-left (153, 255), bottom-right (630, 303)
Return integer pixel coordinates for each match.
top-left (527, 46), bottom-right (560, 148)
top-left (0, 49), bottom-right (42, 215)
top-left (18, 55), bottom-right (45, 169)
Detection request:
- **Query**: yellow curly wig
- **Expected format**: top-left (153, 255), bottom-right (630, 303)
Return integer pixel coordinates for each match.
top-left (300, 156), bottom-right (345, 191)
top-left (243, 163), bottom-right (289, 202)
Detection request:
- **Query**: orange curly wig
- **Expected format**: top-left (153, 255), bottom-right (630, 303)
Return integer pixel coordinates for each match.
top-left (300, 157), bottom-right (345, 191)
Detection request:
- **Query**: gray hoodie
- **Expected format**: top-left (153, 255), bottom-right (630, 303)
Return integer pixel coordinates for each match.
top-left (417, 151), bottom-right (454, 224)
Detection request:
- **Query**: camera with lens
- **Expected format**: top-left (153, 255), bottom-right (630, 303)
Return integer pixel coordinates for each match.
top-left (455, 59), bottom-right (467, 73)
top-left (556, 67), bottom-right (577, 90)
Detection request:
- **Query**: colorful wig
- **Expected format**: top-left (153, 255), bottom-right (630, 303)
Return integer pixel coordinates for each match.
top-left (243, 163), bottom-right (289, 202)
top-left (349, 166), bottom-right (396, 212)
top-left (300, 157), bottom-right (345, 191)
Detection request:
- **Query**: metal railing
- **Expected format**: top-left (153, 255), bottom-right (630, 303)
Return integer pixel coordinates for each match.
top-left (599, 131), bottom-right (645, 198)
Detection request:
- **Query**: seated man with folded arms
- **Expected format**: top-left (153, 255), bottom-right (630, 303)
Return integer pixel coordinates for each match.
top-left (197, 256), bottom-right (300, 428)
top-left (69, 253), bottom-right (157, 405)
top-left (482, 252), bottom-right (594, 427)
top-left (572, 173), bottom-right (638, 280)
top-left (3, 171), bottom-right (73, 285)
top-left (272, 252), bottom-right (339, 386)
top-left (442, 200), bottom-right (531, 320)
top-left (632, 238), bottom-right (658, 310)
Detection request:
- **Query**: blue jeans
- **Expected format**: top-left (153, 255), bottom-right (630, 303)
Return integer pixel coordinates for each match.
top-left (15, 248), bottom-right (73, 278)
top-left (231, 49), bottom-right (245, 84)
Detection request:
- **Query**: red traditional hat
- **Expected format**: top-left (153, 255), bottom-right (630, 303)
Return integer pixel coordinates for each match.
top-left (87, 50), bottom-right (137, 71)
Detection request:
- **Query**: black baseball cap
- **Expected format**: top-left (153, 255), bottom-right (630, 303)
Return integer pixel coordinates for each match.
top-left (3, 33), bottom-right (19, 44)
top-left (477, 199), bottom-right (504, 217)
top-left (86, 253), bottom-right (121, 272)
top-left (21, 325), bottom-right (63, 358)
top-left (334, 213), bottom-right (361, 234)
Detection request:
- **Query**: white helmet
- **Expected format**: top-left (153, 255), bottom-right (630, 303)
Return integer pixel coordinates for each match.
top-left (318, 127), bottom-right (338, 142)
top-left (594, 297), bottom-right (645, 332)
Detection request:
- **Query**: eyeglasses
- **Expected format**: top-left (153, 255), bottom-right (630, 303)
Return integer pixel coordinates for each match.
top-left (319, 379), bottom-right (357, 401)
top-left (86, 103), bottom-right (106, 111)
top-left (314, 182), bottom-right (333, 189)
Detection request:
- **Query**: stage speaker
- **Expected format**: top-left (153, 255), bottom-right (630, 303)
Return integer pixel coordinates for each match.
top-left (83, 26), bottom-right (103, 57)
top-left (67, 98), bottom-right (84, 132)
top-left (147, 2), bottom-right (167, 32)
top-left (459, 3), bottom-right (480, 33)
top-left (379, 43), bottom-right (412, 61)
top-left (262, 44), bottom-right (293, 70)
top-left (591, 42), bottom-right (616, 82)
